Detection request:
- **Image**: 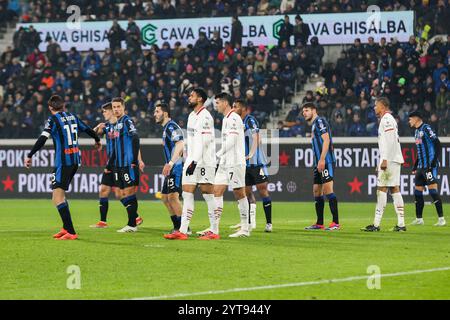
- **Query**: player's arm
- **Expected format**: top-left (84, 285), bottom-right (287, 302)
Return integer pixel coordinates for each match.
top-left (246, 132), bottom-right (259, 160)
top-left (138, 150), bottom-right (145, 173)
top-left (245, 118), bottom-right (259, 160)
top-left (379, 119), bottom-right (395, 170)
top-left (163, 140), bottom-right (184, 177)
top-left (412, 157), bottom-right (418, 174)
top-left (25, 118), bottom-right (52, 168)
top-left (125, 118), bottom-right (140, 167)
top-left (426, 126), bottom-right (441, 168)
top-left (223, 120), bottom-right (240, 154)
top-left (93, 123), bottom-right (106, 137)
top-left (316, 119), bottom-right (330, 172)
top-left (317, 132), bottom-right (330, 172)
top-left (77, 117), bottom-right (102, 151)
top-left (431, 138), bottom-right (441, 168)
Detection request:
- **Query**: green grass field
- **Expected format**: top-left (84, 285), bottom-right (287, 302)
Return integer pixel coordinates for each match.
top-left (0, 199), bottom-right (449, 300)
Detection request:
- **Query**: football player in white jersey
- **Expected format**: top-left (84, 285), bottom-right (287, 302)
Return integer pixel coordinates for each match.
top-left (164, 88), bottom-right (217, 240)
top-left (362, 97), bottom-right (406, 232)
top-left (198, 92), bottom-right (250, 239)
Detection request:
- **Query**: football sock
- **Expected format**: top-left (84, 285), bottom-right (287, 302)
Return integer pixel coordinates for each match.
top-left (238, 197), bottom-right (250, 232)
top-left (314, 196), bottom-right (325, 225)
top-left (414, 189), bottom-right (424, 219)
top-left (121, 195), bottom-right (138, 227)
top-left (326, 193), bottom-right (339, 224)
top-left (249, 202), bottom-right (257, 227)
top-left (180, 192), bottom-right (194, 234)
top-left (170, 215), bottom-right (179, 230)
top-left (99, 197), bottom-right (108, 222)
top-left (214, 196), bottom-right (224, 234)
top-left (57, 201), bottom-right (76, 234)
top-left (262, 197), bottom-right (272, 224)
top-left (429, 189), bottom-right (444, 218)
top-left (392, 192), bottom-right (405, 227)
top-left (374, 190), bottom-right (387, 227)
top-left (203, 193), bottom-right (217, 233)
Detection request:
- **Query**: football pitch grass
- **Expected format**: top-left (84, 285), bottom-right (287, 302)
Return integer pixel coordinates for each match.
top-left (0, 199), bottom-right (449, 300)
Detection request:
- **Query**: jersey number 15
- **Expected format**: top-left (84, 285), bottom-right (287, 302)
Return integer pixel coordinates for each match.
top-left (64, 124), bottom-right (78, 146)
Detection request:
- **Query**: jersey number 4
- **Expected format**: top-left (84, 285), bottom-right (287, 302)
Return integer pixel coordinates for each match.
top-left (64, 124), bottom-right (78, 146)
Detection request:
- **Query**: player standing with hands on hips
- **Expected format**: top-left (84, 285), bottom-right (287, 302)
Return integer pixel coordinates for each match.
top-left (362, 97), bottom-right (406, 232)
top-left (408, 111), bottom-right (446, 226)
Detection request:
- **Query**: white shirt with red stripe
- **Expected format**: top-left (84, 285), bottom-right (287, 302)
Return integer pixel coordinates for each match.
top-left (378, 112), bottom-right (404, 164)
top-left (186, 106), bottom-right (216, 167)
top-left (217, 109), bottom-right (246, 168)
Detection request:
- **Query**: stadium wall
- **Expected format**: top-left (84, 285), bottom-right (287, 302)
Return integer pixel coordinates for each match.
top-left (1, 138), bottom-right (449, 202)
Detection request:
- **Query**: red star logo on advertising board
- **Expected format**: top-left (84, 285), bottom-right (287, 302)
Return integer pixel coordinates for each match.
top-left (279, 151), bottom-right (290, 166)
top-left (2, 175), bottom-right (15, 192)
top-left (348, 177), bottom-right (363, 194)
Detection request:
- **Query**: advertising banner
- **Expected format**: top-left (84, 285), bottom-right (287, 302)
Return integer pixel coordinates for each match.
top-left (1, 139), bottom-right (449, 202)
top-left (18, 11), bottom-right (414, 51)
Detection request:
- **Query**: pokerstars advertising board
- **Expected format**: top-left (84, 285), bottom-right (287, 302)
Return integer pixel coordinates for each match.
top-left (1, 138), bottom-right (449, 201)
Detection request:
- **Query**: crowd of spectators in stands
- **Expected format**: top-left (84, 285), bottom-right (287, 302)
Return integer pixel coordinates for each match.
top-left (0, 1), bottom-right (448, 139)
top-left (279, 34), bottom-right (450, 137)
top-left (0, 12), bottom-right (303, 138)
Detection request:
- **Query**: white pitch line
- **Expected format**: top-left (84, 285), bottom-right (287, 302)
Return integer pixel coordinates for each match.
top-left (130, 266), bottom-right (450, 300)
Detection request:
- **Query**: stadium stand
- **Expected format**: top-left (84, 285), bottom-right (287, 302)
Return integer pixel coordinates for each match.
top-left (0, 1), bottom-right (448, 138)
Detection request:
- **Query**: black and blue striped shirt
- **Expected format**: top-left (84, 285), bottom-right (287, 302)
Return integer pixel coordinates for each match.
top-left (243, 114), bottom-right (267, 167)
top-left (415, 123), bottom-right (439, 168)
top-left (111, 115), bottom-right (138, 167)
top-left (311, 116), bottom-right (335, 165)
top-left (162, 119), bottom-right (183, 173)
top-left (43, 112), bottom-right (90, 167)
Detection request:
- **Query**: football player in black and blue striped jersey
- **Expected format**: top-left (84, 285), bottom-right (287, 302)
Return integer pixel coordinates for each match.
top-left (408, 111), bottom-right (446, 226)
top-left (154, 103), bottom-right (186, 235)
top-left (25, 95), bottom-right (102, 240)
top-left (302, 102), bottom-right (340, 231)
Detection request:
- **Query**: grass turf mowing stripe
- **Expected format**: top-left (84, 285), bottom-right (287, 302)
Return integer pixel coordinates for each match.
top-left (130, 266), bottom-right (450, 300)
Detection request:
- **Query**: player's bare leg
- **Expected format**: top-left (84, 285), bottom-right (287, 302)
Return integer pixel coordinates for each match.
top-left (117, 186), bottom-right (139, 233)
top-left (52, 188), bottom-right (78, 240)
top-left (305, 184), bottom-right (325, 230)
